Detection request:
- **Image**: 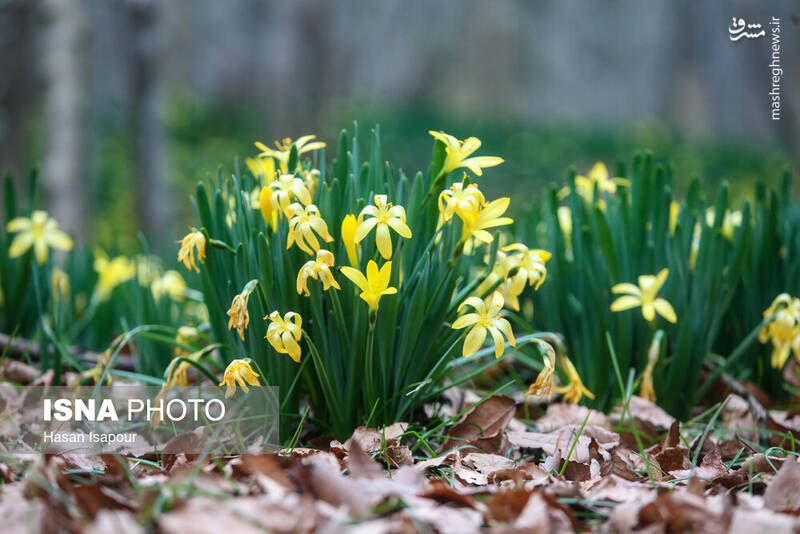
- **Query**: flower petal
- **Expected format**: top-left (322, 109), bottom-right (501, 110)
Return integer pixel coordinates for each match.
top-left (462, 326), bottom-right (487, 358)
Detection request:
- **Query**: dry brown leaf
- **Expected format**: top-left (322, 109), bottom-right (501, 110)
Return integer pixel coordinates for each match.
top-left (158, 494), bottom-right (317, 534)
top-left (507, 424), bottom-right (618, 464)
top-left (729, 508), bottom-right (800, 534)
top-left (85, 510), bottom-right (144, 534)
top-left (768, 410), bottom-right (800, 446)
top-left (535, 403), bottom-right (608, 432)
top-left (346, 439), bottom-right (384, 479)
top-left (455, 453), bottom-right (515, 486)
top-left (652, 421), bottom-right (690, 473)
top-left (440, 394), bottom-right (516, 453)
top-left (764, 457), bottom-right (800, 512)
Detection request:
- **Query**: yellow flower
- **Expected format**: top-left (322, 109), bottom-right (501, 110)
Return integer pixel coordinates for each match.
top-left (6, 210), bottom-right (73, 264)
top-left (669, 201), bottom-right (681, 234)
top-left (475, 250), bottom-right (524, 311)
top-left (285, 203), bottom-right (334, 255)
top-left (639, 335), bottom-right (660, 402)
top-left (51, 267), bottom-right (70, 305)
top-left (94, 252), bottom-right (136, 300)
top-left (341, 214), bottom-right (359, 266)
top-left (759, 293), bottom-right (800, 369)
top-left (227, 281), bottom-right (257, 340)
top-left (438, 181), bottom-right (485, 225)
top-left (340, 260), bottom-right (397, 311)
top-left (705, 208), bottom-right (742, 243)
top-left (151, 270), bottom-right (186, 302)
top-left (354, 195), bottom-right (412, 260)
top-left (219, 359), bottom-right (261, 398)
top-left (269, 174), bottom-right (312, 216)
top-left (258, 185), bottom-right (276, 227)
top-left (452, 291), bottom-right (515, 358)
top-left (557, 206), bottom-right (572, 235)
top-left (174, 326), bottom-right (200, 358)
top-left (297, 249), bottom-right (341, 296)
top-left (460, 197), bottom-right (513, 246)
top-left (428, 131), bottom-right (504, 177)
top-left (561, 162), bottom-right (630, 208)
top-left (502, 244), bottom-right (551, 292)
top-left (526, 351), bottom-right (555, 400)
top-left (265, 311), bottom-right (303, 362)
top-left (610, 268), bottom-right (676, 323)
top-left (554, 357), bottom-right (595, 404)
top-left (177, 229), bottom-right (206, 272)
top-left (255, 135), bottom-right (326, 173)
top-left (157, 328), bottom-right (206, 395)
top-left (245, 156), bottom-right (276, 181)
top-left (300, 168), bottom-right (320, 198)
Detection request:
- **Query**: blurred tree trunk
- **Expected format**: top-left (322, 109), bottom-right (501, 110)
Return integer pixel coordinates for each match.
top-left (127, 0), bottom-right (168, 252)
top-left (0, 0), bottom-right (36, 198)
top-left (42, 0), bottom-right (88, 242)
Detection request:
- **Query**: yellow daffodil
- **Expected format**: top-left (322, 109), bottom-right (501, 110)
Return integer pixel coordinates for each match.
top-left (640, 335), bottom-right (661, 402)
top-left (219, 359), bottom-right (261, 398)
top-left (245, 156), bottom-right (276, 181)
top-left (475, 250), bottom-right (524, 311)
top-left (165, 332), bottom-right (200, 388)
top-left (177, 229), bottom-right (206, 272)
top-left (502, 244), bottom-right (551, 292)
top-left (265, 311), bottom-right (303, 362)
top-left (554, 357), bottom-right (595, 404)
top-left (297, 249), bottom-right (341, 296)
top-left (255, 135), bottom-right (326, 173)
top-left (151, 270), bottom-right (186, 302)
top-left (285, 203), bottom-right (334, 255)
top-left (526, 351), bottom-right (555, 400)
top-left (341, 214), bottom-right (359, 266)
top-left (438, 181), bottom-right (485, 225)
top-left (705, 208), bottom-right (742, 243)
top-left (269, 174), bottom-right (312, 216)
top-left (51, 267), bottom-right (70, 305)
top-left (354, 195), bottom-right (412, 260)
top-left (428, 131), bottom-right (504, 177)
top-left (227, 281), bottom-right (257, 340)
top-left (460, 197), bottom-right (513, 246)
top-left (452, 291), bottom-right (515, 358)
top-left (610, 268), bottom-right (676, 323)
top-left (6, 210), bottom-right (73, 264)
top-left (94, 252), bottom-right (136, 300)
top-left (759, 293), bottom-right (800, 369)
top-left (340, 260), bottom-right (397, 311)
top-left (560, 162), bottom-right (630, 208)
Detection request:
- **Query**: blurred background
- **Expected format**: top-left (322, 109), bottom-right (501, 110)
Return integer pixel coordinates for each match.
top-left (1, 0), bottom-right (797, 254)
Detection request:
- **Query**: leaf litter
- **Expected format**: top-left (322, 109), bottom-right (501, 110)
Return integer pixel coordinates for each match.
top-left (1, 390), bottom-right (800, 533)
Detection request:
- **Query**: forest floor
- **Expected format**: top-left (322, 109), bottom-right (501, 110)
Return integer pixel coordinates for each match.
top-left (2, 358), bottom-right (800, 533)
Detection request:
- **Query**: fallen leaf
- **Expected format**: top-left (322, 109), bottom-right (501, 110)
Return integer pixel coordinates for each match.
top-left (440, 394), bottom-right (515, 453)
top-left (765, 457), bottom-right (800, 512)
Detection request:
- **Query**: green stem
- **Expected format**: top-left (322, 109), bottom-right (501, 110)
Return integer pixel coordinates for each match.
top-left (365, 320), bottom-right (376, 408)
top-left (328, 288), bottom-right (350, 348)
top-left (301, 330), bottom-right (340, 427)
top-left (694, 317), bottom-right (768, 402)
